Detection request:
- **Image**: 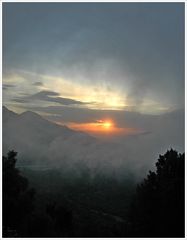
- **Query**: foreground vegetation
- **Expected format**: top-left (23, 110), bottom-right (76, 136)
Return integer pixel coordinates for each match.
top-left (3, 149), bottom-right (184, 237)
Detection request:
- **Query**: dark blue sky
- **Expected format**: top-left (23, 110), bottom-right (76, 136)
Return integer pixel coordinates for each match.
top-left (3, 3), bottom-right (184, 117)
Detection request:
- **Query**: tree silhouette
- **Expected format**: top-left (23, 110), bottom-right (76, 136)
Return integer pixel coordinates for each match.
top-left (129, 149), bottom-right (184, 237)
top-left (3, 150), bottom-right (35, 237)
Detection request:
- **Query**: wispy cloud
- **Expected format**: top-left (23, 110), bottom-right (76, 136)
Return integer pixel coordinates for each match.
top-left (32, 81), bottom-right (43, 86)
top-left (12, 90), bottom-right (91, 106)
top-left (3, 84), bottom-right (16, 90)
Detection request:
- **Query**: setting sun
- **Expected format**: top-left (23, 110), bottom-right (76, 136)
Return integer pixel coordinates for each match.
top-left (55, 119), bottom-right (144, 138)
top-left (97, 120), bottom-right (113, 129)
top-left (103, 122), bottom-right (112, 128)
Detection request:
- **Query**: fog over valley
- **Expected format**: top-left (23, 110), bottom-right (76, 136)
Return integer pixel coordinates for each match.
top-left (3, 106), bottom-right (184, 180)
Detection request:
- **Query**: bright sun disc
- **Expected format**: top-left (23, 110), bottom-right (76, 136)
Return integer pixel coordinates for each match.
top-left (103, 121), bottom-right (112, 128)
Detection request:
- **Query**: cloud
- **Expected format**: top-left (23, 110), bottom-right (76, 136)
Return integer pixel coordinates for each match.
top-left (32, 81), bottom-right (43, 86)
top-left (3, 3), bottom-right (184, 112)
top-left (33, 91), bottom-right (59, 97)
top-left (3, 84), bottom-right (16, 90)
top-left (12, 90), bottom-right (91, 106)
top-left (12, 98), bottom-right (29, 103)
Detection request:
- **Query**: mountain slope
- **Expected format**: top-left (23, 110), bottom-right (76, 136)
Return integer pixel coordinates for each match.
top-left (3, 106), bottom-right (95, 166)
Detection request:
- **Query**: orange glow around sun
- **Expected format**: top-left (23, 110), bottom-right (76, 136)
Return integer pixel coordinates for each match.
top-left (55, 119), bottom-right (144, 138)
top-left (96, 120), bottom-right (113, 130)
top-left (65, 119), bottom-right (115, 134)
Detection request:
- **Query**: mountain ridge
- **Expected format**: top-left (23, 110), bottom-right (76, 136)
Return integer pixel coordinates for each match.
top-left (3, 106), bottom-right (96, 167)
top-left (3, 106), bottom-right (86, 135)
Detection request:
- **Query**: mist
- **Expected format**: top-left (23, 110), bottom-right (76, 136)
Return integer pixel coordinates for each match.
top-left (2, 3), bottom-right (184, 237)
top-left (3, 106), bottom-right (184, 181)
top-left (3, 106), bottom-right (185, 237)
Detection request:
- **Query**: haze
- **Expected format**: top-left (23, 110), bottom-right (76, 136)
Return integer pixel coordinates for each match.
top-left (3, 2), bottom-right (184, 169)
top-left (2, 3), bottom-right (185, 238)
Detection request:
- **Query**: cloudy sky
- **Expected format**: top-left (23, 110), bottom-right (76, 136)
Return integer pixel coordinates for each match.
top-left (3, 2), bottom-right (184, 137)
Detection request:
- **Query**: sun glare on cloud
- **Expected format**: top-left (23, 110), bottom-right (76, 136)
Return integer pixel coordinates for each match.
top-left (4, 70), bottom-right (127, 111)
top-left (67, 119), bottom-right (114, 133)
top-left (39, 74), bottom-right (127, 110)
top-left (96, 120), bottom-right (113, 129)
top-left (62, 119), bottom-right (113, 135)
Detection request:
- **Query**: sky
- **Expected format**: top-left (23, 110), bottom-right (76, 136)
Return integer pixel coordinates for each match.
top-left (2, 2), bottom-right (184, 137)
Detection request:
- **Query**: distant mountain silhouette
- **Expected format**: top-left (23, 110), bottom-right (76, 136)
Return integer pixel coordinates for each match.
top-left (3, 106), bottom-right (19, 122)
top-left (3, 106), bottom-right (78, 140)
top-left (3, 106), bottom-right (95, 166)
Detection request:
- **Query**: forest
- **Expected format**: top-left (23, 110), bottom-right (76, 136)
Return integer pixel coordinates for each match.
top-left (3, 148), bottom-right (185, 237)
